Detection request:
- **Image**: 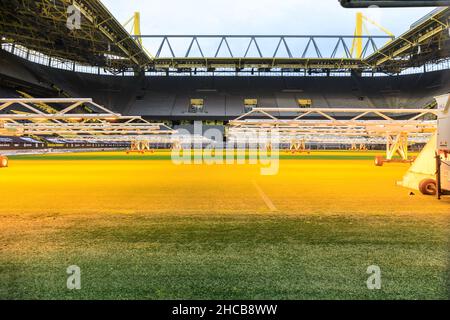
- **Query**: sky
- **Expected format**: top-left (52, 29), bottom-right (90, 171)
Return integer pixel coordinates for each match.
top-left (100, 0), bottom-right (435, 58)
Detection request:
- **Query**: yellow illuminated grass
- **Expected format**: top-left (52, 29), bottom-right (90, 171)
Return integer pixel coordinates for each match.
top-left (0, 151), bottom-right (448, 215)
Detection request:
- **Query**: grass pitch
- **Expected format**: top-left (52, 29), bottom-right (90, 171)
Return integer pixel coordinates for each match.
top-left (0, 151), bottom-right (449, 299)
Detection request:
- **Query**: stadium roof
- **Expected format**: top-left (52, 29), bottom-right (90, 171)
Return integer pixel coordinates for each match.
top-left (0, 0), bottom-right (152, 71)
top-left (143, 8), bottom-right (450, 73)
top-left (0, 2), bottom-right (449, 73)
top-left (365, 7), bottom-right (450, 72)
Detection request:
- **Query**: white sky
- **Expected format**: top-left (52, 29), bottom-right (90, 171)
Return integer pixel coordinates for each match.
top-left (101, 0), bottom-right (431, 35)
top-left (100, 0), bottom-right (434, 57)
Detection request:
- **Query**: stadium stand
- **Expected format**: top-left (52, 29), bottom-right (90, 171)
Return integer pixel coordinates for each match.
top-left (1, 48), bottom-right (449, 121)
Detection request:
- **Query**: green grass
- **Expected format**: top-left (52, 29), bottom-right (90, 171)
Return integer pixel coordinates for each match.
top-left (1, 214), bottom-right (449, 300)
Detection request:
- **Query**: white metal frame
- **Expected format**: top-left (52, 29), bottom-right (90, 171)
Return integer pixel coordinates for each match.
top-left (0, 98), bottom-right (176, 140)
top-left (228, 107), bottom-right (439, 160)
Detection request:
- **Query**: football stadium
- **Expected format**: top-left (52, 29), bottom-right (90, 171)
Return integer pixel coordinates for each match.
top-left (0, 0), bottom-right (450, 301)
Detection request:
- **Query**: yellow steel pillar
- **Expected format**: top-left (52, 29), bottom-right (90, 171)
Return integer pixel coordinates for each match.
top-left (351, 12), bottom-right (394, 59)
top-left (355, 12), bottom-right (363, 59)
top-left (123, 12), bottom-right (143, 47)
top-left (133, 12), bottom-right (142, 47)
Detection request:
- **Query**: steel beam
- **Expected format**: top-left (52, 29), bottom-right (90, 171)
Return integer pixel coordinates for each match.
top-left (0, 98), bottom-right (176, 141)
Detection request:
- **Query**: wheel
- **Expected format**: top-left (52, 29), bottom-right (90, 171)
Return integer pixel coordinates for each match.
top-left (0, 155), bottom-right (8, 168)
top-left (374, 156), bottom-right (384, 167)
top-left (419, 179), bottom-right (437, 196)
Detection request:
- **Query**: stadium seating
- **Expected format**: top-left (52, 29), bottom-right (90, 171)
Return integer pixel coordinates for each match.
top-left (1, 49), bottom-right (449, 120)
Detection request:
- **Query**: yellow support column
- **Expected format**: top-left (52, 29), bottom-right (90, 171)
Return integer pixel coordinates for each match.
top-left (133, 12), bottom-right (142, 47)
top-left (351, 12), bottom-right (394, 59)
top-left (355, 12), bottom-right (363, 59)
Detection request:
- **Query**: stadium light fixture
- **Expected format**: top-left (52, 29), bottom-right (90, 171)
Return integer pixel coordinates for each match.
top-left (339, 0), bottom-right (450, 7)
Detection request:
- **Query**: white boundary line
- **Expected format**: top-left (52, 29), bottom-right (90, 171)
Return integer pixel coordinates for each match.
top-left (252, 180), bottom-right (277, 212)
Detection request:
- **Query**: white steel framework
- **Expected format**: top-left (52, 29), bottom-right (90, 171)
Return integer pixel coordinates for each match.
top-left (0, 98), bottom-right (176, 143)
top-left (228, 107), bottom-right (439, 160)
